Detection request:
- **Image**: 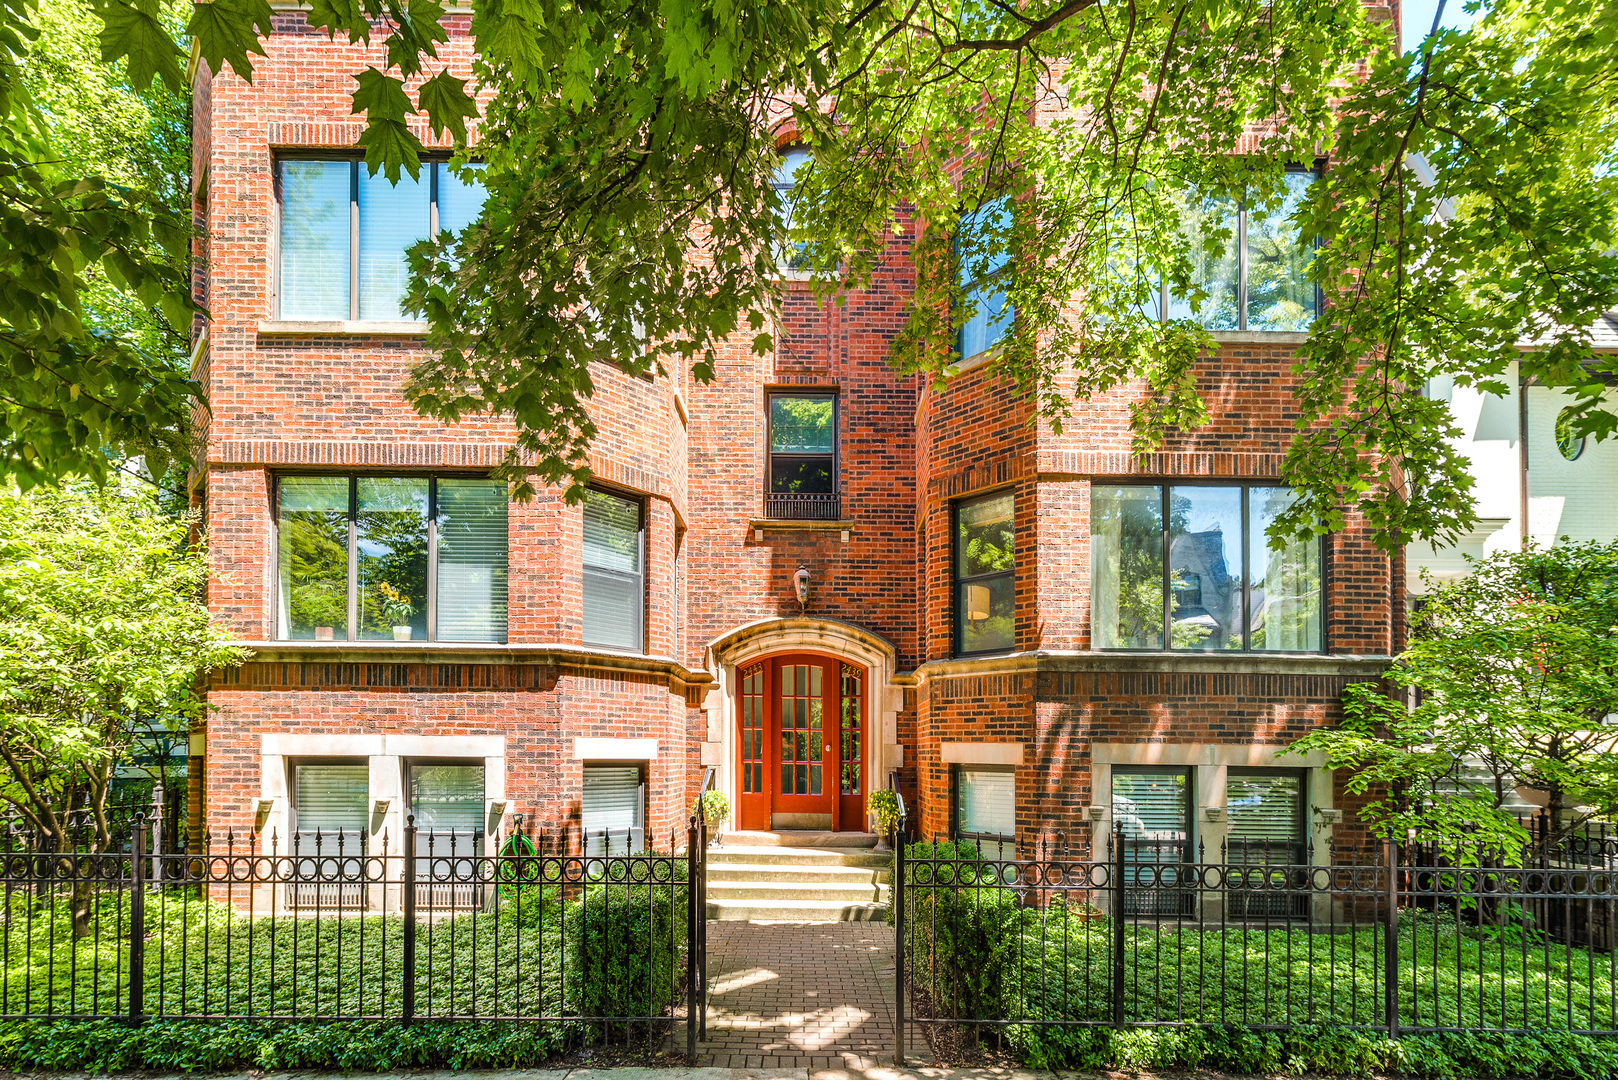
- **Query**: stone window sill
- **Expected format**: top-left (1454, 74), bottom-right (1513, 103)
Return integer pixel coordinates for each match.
top-left (1208, 331), bottom-right (1310, 345)
top-left (257, 320), bottom-right (428, 337)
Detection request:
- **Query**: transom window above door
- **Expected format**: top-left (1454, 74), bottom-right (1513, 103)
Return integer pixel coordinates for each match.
top-left (276, 475), bottom-right (508, 643)
top-left (766, 393), bottom-right (839, 520)
top-left (275, 158), bottom-right (486, 322)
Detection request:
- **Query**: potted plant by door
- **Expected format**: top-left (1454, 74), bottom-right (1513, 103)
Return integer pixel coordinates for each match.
top-left (379, 584), bottom-right (415, 641)
top-left (698, 789), bottom-right (730, 847)
top-left (867, 789), bottom-right (901, 853)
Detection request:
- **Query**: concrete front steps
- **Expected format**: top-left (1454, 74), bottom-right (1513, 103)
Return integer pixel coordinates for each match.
top-left (705, 832), bottom-right (892, 921)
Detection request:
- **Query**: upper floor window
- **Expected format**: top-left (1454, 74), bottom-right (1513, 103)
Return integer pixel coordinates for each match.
top-left (772, 146), bottom-right (811, 272)
top-left (276, 475), bottom-right (508, 643)
top-left (765, 393), bottom-right (839, 520)
top-left (1089, 483), bottom-right (1323, 652)
top-left (582, 488), bottom-right (644, 652)
top-left (275, 158), bottom-right (486, 322)
top-left (956, 197), bottom-right (1014, 359)
top-left (1154, 168), bottom-right (1317, 332)
top-left (954, 489), bottom-right (1015, 655)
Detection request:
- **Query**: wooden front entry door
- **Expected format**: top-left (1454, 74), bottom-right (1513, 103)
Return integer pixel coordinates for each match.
top-left (735, 654), bottom-right (867, 832)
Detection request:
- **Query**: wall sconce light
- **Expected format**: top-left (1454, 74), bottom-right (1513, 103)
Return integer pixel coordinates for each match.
top-left (1201, 805), bottom-right (1226, 823)
top-left (253, 798), bottom-right (275, 833)
top-left (1313, 807), bottom-right (1343, 826)
top-left (373, 798), bottom-right (391, 817)
top-left (1086, 804), bottom-right (1107, 821)
top-left (966, 583), bottom-right (991, 623)
top-left (488, 800), bottom-right (508, 829)
top-left (794, 564), bottom-right (811, 611)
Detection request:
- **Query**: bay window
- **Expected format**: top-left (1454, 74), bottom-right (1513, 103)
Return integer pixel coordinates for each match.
top-left (956, 197), bottom-right (1014, 358)
top-left (954, 490), bottom-right (1015, 655)
top-left (582, 488), bottom-right (645, 652)
top-left (1152, 168), bottom-right (1318, 332)
top-left (276, 475), bottom-right (508, 642)
top-left (1090, 484), bottom-right (1322, 652)
top-left (275, 158), bottom-right (487, 321)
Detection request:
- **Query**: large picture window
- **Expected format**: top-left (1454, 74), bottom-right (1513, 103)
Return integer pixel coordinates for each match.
top-left (1090, 484), bottom-right (1323, 652)
top-left (954, 490), bottom-right (1015, 655)
top-left (276, 475), bottom-right (508, 642)
top-left (275, 158), bottom-right (486, 321)
top-left (1152, 168), bottom-right (1318, 332)
top-left (582, 488), bottom-right (645, 652)
top-left (766, 393), bottom-right (838, 519)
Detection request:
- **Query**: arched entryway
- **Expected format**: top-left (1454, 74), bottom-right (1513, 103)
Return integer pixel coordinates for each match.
top-left (735, 652), bottom-right (867, 831)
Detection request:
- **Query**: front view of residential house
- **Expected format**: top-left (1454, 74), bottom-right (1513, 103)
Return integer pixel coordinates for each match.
top-left (187, 14), bottom-right (1399, 914)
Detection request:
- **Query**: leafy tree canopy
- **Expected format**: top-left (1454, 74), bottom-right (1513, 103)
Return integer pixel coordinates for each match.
top-left (0, 481), bottom-right (246, 855)
top-left (1, 0), bottom-right (196, 488)
top-left (30, 0), bottom-right (1618, 545)
top-left (1291, 540), bottom-right (1618, 850)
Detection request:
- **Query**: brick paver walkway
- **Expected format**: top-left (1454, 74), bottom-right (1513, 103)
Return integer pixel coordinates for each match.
top-left (696, 921), bottom-right (907, 1069)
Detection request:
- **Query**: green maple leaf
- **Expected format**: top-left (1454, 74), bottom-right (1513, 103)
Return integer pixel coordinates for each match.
top-left (95, 0), bottom-right (184, 92)
top-left (417, 69), bottom-right (479, 142)
top-left (357, 119), bottom-right (424, 183)
top-left (188, 0), bottom-right (276, 82)
top-left (350, 67), bottom-right (423, 180)
top-left (304, 0), bottom-right (373, 42)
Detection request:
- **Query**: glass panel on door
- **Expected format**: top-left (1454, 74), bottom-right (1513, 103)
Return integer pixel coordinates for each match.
top-left (778, 662), bottom-right (823, 796)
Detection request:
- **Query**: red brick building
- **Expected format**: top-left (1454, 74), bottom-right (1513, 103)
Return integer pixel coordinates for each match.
top-left (190, 16), bottom-right (1396, 897)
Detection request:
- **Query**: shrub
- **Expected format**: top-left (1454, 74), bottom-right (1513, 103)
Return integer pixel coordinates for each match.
top-left (563, 876), bottom-right (688, 1025)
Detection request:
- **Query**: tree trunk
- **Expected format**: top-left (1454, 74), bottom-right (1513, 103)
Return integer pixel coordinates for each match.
top-left (70, 877), bottom-right (94, 940)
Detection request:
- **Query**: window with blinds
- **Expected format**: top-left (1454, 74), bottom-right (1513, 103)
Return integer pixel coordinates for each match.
top-left (1113, 767), bottom-right (1194, 916)
top-left (276, 475), bottom-right (507, 643)
top-left (293, 763), bottom-right (369, 837)
top-left (409, 764), bottom-right (485, 834)
top-left (1227, 770), bottom-right (1305, 859)
top-left (583, 765), bottom-right (645, 856)
top-left (955, 767), bottom-right (1015, 841)
top-left (582, 489), bottom-right (644, 652)
top-left (436, 480), bottom-right (508, 643)
top-left (275, 158), bottom-right (487, 321)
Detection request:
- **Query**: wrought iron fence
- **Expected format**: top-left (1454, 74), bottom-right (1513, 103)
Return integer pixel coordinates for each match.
top-left (893, 819), bottom-right (1618, 1062)
top-left (0, 813), bottom-right (710, 1052)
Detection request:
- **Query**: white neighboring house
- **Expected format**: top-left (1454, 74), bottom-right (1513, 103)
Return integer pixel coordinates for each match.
top-left (1410, 314), bottom-right (1618, 595)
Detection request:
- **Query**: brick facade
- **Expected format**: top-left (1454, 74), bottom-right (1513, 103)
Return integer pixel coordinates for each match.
top-left (193, 19), bottom-right (1395, 876)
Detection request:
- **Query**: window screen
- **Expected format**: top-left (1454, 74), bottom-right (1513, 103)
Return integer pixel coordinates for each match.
top-left (582, 489), bottom-right (644, 651)
top-left (293, 763), bottom-right (368, 836)
top-left (1227, 770), bottom-right (1305, 859)
top-left (583, 765), bottom-right (644, 856)
top-left (1112, 768), bottom-right (1190, 845)
top-left (1113, 767), bottom-right (1194, 915)
top-left (409, 764), bottom-right (485, 834)
top-left (956, 767), bottom-right (1015, 840)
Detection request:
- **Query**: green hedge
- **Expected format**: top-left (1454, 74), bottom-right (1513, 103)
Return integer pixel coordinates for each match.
top-left (0, 1018), bottom-right (573, 1073)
